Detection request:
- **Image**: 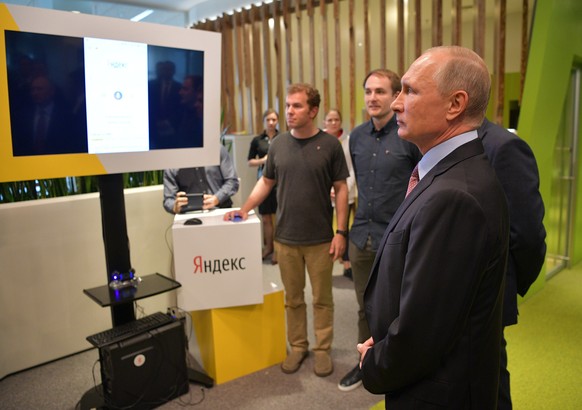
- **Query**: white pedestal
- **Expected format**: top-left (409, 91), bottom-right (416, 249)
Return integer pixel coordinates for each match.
top-left (172, 208), bottom-right (263, 310)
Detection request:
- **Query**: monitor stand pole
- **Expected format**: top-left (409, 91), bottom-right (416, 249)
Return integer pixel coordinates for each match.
top-left (99, 173), bottom-right (135, 325)
top-left (79, 174), bottom-right (134, 409)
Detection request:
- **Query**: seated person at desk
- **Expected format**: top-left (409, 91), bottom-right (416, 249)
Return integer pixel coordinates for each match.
top-left (163, 144), bottom-right (240, 214)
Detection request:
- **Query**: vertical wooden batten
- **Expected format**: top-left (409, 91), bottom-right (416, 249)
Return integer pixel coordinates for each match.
top-left (242, 8), bottom-right (254, 133)
top-left (363, 0), bottom-right (370, 75)
top-left (520, 0), bottom-right (529, 103)
top-left (251, 6), bottom-right (264, 133)
top-left (234, 13), bottom-right (246, 132)
top-left (494, 0), bottom-right (507, 125)
top-left (414, 0), bottom-right (422, 59)
top-left (452, 0), bottom-right (462, 45)
top-left (380, 0), bottom-right (387, 69)
top-left (272, 1), bottom-right (285, 128)
top-left (282, 0), bottom-right (293, 84)
top-left (321, 0), bottom-right (330, 113)
top-left (217, 17), bottom-right (232, 134)
top-left (348, 0), bottom-right (356, 130)
top-left (432, 0), bottom-right (443, 47)
top-left (333, 0), bottom-right (342, 111)
top-left (307, 0), bottom-right (316, 85)
top-left (474, 0), bottom-right (486, 58)
top-left (295, 0), bottom-right (304, 83)
top-left (261, 6), bottom-right (274, 111)
top-left (398, 0), bottom-right (406, 75)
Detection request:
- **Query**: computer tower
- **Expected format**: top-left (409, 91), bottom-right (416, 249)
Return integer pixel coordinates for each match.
top-left (99, 320), bottom-right (189, 409)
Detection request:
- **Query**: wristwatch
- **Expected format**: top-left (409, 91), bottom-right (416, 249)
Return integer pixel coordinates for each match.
top-left (336, 229), bottom-right (348, 237)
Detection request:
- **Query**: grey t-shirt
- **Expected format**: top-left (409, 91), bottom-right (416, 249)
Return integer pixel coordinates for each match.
top-left (264, 130), bottom-right (349, 245)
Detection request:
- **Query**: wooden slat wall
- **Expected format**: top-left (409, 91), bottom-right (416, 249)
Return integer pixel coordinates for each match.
top-left (194, 0), bottom-right (532, 134)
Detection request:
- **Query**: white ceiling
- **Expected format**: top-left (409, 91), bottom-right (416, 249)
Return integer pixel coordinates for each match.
top-left (99, 0), bottom-right (269, 25)
top-left (101, 0), bottom-right (211, 13)
top-left (4, 0), bottom-right (269, 27)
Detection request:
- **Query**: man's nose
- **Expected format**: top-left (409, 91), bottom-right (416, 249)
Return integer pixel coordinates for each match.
top-left (391, 94), bottom-right (402, 111)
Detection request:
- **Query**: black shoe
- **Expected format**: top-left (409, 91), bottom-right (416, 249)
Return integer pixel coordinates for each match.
top-left (338, 364), bottom-right (362, 392)
top-left (343, 268), bottom-right (353, 280)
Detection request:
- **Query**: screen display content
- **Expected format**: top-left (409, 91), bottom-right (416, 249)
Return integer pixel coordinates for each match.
top-left (5, 30), bottom-right (204, 157)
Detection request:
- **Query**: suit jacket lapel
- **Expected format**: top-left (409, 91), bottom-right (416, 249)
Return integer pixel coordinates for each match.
top-left (367, 138), bottom-right (486, 282)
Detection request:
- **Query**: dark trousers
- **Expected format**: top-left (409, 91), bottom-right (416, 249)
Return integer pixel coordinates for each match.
top-left (498, 331), bottom-right (512, 409)
top-left (348, 240), bottom-right (375, 344)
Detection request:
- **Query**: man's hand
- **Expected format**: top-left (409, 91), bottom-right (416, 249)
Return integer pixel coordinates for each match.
top-left (173, 191), bottom-right (188, 214)
top-left (223, 209), bottom-right (249, 222)
top-left (329, 234), bottom-right (346, 261)
top-left (202, 194), bottom-right (220, 210)
top-left (357, 337), bottom-right (375, 369)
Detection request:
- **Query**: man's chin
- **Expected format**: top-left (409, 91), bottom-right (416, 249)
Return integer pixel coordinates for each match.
top-left (397, 129), bottom-right (409, 140)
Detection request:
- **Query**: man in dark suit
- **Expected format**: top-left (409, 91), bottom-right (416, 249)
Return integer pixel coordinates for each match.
top-left (148, 61), bottom-right (183, 149)
top-left (479, 118), bottom-right (547, 409)
top-left (11, 75), bottom-right (86, 156)
top-left (358, 46), bottom-right (510, 409)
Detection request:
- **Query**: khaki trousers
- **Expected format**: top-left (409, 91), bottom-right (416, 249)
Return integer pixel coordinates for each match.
top-left (275, 241), bottom-right (334, 353)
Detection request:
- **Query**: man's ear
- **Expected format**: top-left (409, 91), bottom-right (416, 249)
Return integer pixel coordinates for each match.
top-left (445, 90), bottom-right (468, 121)
top-left (310, 106), bottom-right (319, 120)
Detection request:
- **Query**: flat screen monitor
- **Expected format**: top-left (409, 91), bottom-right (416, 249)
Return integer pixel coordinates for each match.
top-left (0, 4), bottom-right (221, 183)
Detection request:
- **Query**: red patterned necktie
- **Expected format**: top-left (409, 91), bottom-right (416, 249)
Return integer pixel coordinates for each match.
top-left (405, 165), bottom-right (419, 198)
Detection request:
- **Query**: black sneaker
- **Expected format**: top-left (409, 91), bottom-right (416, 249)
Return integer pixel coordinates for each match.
top-left (338, 364), bottom-right (362, 391)
top-left (343, 268), bottom-right (353, 280)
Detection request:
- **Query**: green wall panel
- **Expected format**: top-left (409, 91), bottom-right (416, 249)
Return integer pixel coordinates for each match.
top-left (518, 0), bottom-right (582, 295)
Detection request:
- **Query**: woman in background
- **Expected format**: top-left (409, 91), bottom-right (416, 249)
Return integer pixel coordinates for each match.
top-left (324, 109), bottom-right (357, 279)
top-left (248, 109), bottom-right (279, 264)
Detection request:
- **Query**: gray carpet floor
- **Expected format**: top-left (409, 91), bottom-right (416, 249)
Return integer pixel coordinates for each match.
top-left (0, 261), bottom-right (382, 410)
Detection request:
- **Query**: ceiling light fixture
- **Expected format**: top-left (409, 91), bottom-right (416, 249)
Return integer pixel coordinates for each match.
top-left (130, 9), bottom-right (154, 22)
